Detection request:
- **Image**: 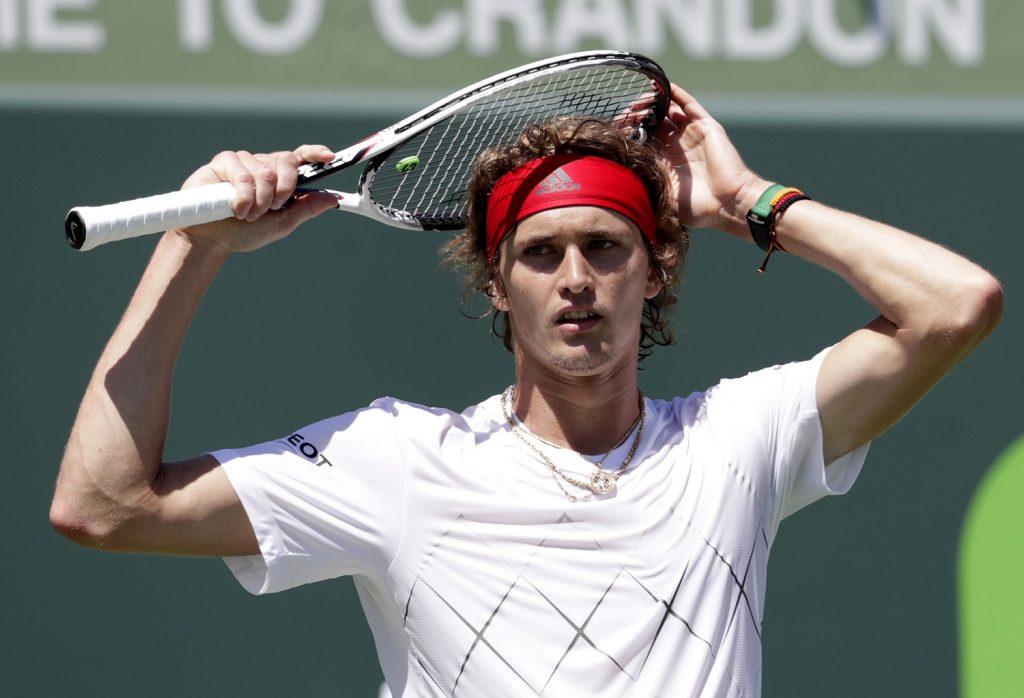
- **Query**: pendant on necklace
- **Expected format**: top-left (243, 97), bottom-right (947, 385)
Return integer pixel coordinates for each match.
top-left (590, 469), bottom-right (616, 495)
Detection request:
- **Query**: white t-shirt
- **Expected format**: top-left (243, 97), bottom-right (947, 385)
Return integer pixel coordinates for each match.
top-left (214, 348), bottom-right (867, 697)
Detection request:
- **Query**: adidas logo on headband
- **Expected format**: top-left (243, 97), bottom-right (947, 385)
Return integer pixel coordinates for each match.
top-left (535, 167), bottom-right (582, 195)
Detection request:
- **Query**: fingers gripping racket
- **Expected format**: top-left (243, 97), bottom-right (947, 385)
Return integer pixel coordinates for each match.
top-left (65, 51), bottom-right (669, 252)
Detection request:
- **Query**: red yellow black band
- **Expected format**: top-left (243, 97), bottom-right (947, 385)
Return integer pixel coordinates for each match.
top-left (746, 184), bottom-right (810, 272)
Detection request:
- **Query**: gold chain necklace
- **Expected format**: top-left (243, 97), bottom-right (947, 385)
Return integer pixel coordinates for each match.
top-left (500, 386), bottom-right (645, 502)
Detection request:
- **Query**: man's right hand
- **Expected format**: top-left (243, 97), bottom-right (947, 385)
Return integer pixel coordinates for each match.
top-left (173, 144), bottom-right (340, 255)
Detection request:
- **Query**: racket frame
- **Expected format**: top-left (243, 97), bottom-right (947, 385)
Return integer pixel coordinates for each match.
top-left (66, 50), bottom-right (669, 250)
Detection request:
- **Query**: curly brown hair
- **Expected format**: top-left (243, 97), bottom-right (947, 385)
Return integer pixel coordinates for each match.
top-left (440, 116), bottom-right (689, 361)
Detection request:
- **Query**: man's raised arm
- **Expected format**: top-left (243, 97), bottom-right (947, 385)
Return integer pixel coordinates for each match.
top-left (658, 84), bottom-right (1003, 464)
top-left (50, 146), bottom-right (338, 556)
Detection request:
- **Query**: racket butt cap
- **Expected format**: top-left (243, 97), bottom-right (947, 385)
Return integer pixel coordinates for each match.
top-left (65, 210), bottom-right (86, 250)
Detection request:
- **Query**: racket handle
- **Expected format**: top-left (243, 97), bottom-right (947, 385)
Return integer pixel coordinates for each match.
top-left (65, 182), bottom-right (237, 251)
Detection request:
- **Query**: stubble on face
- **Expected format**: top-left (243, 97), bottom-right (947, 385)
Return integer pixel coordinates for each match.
top-left (543, 338), bottom-right (615, 374)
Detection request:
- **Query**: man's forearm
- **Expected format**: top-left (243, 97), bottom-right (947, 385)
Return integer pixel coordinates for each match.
top-left (772, 200), bottom-right (998, 339)
top-left (51, 230), bottom-right (230, 544)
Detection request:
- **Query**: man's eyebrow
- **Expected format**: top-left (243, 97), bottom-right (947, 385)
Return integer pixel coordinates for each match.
top-left (514, 233), bottom-right (556, 247)
top-left (516, 227), bottom-right (631, 245)
top-left (585, 227), bottom-right (630, 238)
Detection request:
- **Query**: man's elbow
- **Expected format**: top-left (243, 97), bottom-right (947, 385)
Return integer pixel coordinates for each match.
top-left (953, 270), bottom-right (1004, 344)
top-left (49, 478), bottom-right (144, 551)
top-left (49, 497), bottom-right (117, 549)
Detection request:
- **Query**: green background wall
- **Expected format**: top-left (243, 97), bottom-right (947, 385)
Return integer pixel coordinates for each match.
top-left (3, 106), bottom-right (1020, 696)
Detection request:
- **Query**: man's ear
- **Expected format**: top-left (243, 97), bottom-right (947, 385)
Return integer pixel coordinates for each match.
top-left (645, 264), bottom-right (664, 300)
top-left (491, 275), bottom-right (510, 312)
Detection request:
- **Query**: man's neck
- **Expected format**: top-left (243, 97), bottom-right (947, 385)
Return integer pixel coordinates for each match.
top-left (508, 371), bottom-right (643, 456)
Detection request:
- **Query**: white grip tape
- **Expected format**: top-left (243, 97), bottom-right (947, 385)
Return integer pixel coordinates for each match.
top-left (66, 182), bottom-right (237, 252)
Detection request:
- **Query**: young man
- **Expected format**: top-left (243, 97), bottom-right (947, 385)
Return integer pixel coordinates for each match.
top-left (50, 85), bottom-right (1002, 696)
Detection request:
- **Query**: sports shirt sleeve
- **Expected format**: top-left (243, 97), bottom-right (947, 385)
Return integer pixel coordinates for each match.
top-left (704, 346), bottom-right (868, 541)
top-left (211, 399), bottom-right (408, 595)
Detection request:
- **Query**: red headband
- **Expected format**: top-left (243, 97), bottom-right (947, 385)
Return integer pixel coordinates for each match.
top-left (485, 154), bottom-right (657, 261)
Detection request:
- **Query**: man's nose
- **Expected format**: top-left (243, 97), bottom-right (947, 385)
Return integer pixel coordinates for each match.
top-left (560, 245), bottom-right (594, 294)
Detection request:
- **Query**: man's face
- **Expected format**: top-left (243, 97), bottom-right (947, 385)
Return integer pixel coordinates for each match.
top-left (493, 205), bottom-right (661, 379)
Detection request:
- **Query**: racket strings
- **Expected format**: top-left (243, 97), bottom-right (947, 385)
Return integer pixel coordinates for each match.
top-left (381, 70), bottom-right (655, 216)
top-left (368, 65), bottom-right (664, 229)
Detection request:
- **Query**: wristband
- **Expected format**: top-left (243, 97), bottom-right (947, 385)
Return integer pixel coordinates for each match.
top-left (746, 184), bottom-right (810, 272)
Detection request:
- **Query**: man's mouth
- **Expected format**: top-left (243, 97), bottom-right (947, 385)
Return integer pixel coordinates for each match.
top-left (558, 310), bottom-right (599, 324)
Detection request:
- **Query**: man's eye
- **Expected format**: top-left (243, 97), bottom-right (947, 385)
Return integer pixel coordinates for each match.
top-left (589, 239), bottom-right (616, 250)
top-left (524, 244), bottom-right (551, 256)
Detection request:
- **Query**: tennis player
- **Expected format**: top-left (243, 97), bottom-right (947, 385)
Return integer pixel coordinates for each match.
top-left (51, 84), bottom-right (1002, 696)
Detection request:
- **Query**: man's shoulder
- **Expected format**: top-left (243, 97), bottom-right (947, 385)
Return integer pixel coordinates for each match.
top-left (357, 392), bottom-right (504, 437)
top-left (712, 348), bottom-right (832, 397)
top-left (363, 392), bottom-right (501, 418)
top-left (644, 349), bottom-right (831, 429)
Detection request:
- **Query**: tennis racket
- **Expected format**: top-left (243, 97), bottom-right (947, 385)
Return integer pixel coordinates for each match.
top-left (65, 50), bottom-right (669, 252)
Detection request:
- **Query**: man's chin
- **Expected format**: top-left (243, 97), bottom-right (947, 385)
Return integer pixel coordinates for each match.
top-left (548, 348), bottom-right (613, 374)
